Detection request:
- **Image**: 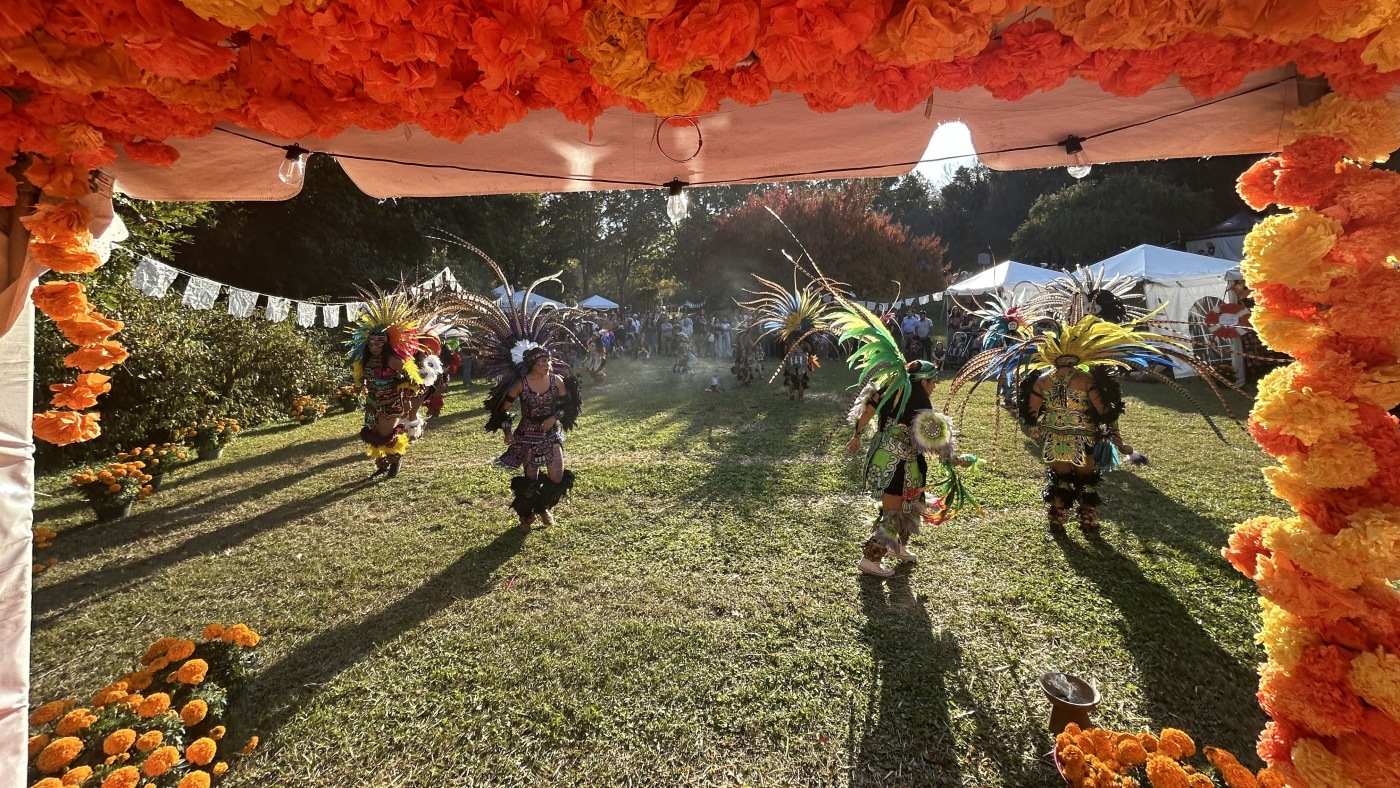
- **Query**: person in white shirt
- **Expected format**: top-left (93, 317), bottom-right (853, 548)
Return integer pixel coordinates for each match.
top-left (915, 311), bottom-right (934, 360)
top-left (679, 314), bottom-right (694, 336)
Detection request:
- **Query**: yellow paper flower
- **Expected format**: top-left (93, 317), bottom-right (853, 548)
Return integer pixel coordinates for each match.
top-left (1280, 437), bottom-right (1377, 489)
top-left (1240, 211), bottom-right (1346, 295)
top-left (1252, 381), bottom-right (1360, 447)
top-left (1290, 95), bottom-right (1400, 164)
top-left (1349, 647), bottom-right (1400, 722)
top-left (1291, 738), bottom-right (1352, 788)
top-left (1257, 599), bottom-right (1319, 672)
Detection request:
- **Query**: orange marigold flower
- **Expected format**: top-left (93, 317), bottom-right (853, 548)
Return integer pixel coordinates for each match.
top-left (103, 728), bottom-right (137, 756)
top-left (60, 764), bottom-right (92, 785)
top-left (180, 699), bottom-right (207, 727)
top-left (91, 680), bottom-right (128, 707)
top-left (1158, 728), bottom-right (1196, 759)
top-left (54, 708), bottom-right (96, 736)
top-left (123, 669), bottom-right (153, 691)
top-left (136, 694), bottom-right (169, 718)
top-left (212, 761), bottom-right (228, 776)
top-left (166, 640), bottom-right (196, 661)
top-left (201, 623), bottom-right (224, 640)
top-left (140, 745), bottom-right (179, 777)
top-left (134, 730), bottom-right (162, 752)
top-left (1221, 764), bottom-right (1259, 788)
top-left (176, 772), bottom-right (210, 788)
top-left (241, 735), bottom-right (259, 754)
top-left (208, 725), bottom-right (225, 741)
top-left (32, 778), bottom-right (63, 788)
top-left (185, 737), bottom-right (216, 766)
top-left (29, 700), bottom-right (71, 726)
top-left (36, 736), bottom-right (83, 773)
top-left (1115, 736), bottom-right (1149, 767)
top-left (175, 659), bottom-right (208, 685)
top-left (221, 624), bottom-right (260, 648)
top-left (99, 765), bottom-right (139, 788)
top-left (1145, 755), bottom-right (1191, 788)
top-left (28, 733), bottom-right (49, 758)
top-left (32, 410), bottom-right (101, 446)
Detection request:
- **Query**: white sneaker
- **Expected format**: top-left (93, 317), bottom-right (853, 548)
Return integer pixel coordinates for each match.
top-left (892, 544), bottom-right (918, 563)
top-left (857, 558), bottom-right (894, 578)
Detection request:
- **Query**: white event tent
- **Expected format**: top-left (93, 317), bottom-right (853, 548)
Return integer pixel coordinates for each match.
top-left (1081, 244), bottom-right (1239, 330)
top-left (491, 286), bottom-right (565, 312)
top-left (945, 261), bottom-right (1066, 298)
top-left (578, 295), bottom-right (620, 310)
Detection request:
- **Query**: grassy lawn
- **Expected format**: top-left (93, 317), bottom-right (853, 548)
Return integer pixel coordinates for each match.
top-left (31, 357), bottom-right (1284, 786)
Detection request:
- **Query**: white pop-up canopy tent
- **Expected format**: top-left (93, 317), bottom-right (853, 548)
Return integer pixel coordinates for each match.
top-left (1081, 244), bottom-right (1239, 329)
top-left (578, 295), bottom-right (620, 310)
top-left (945, 261), bottom-right (1066, 297)
top-left (491, 286), bottom-right (565, 312)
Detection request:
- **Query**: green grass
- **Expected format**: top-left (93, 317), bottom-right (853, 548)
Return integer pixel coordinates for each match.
top-left (31, 358), bottom-right (1286, 786)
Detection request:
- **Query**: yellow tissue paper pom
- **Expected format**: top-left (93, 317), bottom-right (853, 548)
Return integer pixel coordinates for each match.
top-left (1290, 94), bottom-right (1400, 164)
top-left (1241, 211), bottom-right (1346, 295)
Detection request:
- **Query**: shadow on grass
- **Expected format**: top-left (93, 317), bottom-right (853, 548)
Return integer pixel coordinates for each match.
top-left (39, 453), bottom-right (362, 569)
top-left (853, 573), bottom-right (964, 787)
top-left (33, 472), bottom-right (369, 626)
top-left (1055, 534), bottom-right (1266, 759)
top-left (1100, 473), bottom-right (1238, 569)
top-left (236, 526), bottom-right (526, 740)
top-left (168, 434), bottom-right (355, 489)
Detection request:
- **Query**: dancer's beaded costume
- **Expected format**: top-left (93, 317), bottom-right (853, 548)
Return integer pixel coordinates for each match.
top-left (345, 289), bottom-right (429, 478)
top-left (428, 237), bottom-right (583, 529)
top-left (946, 271), bottom-right (1245, 532)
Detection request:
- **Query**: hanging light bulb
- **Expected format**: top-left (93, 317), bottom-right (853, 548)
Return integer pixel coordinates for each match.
top-left (664, 179), bottom-right (689, 224)
top-left (1060, 135), bottom-right (1092, 179)
top-left (278, 144), bottom-right (309, 186)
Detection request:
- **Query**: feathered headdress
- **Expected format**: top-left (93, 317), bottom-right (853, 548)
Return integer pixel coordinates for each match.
top-left (1037, 267), bottom-right (1148, 325)
top-left (425, 233), bottom-right (582, 430)
top-left (737, 272), bottom-right (835, 381)
top-left (946, 314), bottom-right (1247, 442)
top-left (345, 286), bottom-right (428, 385)
top-left (959, 290), bottom-right (1047, 352)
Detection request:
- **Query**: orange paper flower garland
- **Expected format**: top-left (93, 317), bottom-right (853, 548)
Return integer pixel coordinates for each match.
top-left (1224, 94), bottom-right (1400, 788)
top-left (25, 201), bottom-right (126, 445)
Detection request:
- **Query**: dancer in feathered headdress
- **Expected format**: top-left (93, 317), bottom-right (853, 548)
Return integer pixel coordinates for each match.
top-left (345, 288), bottom-right (429, 478)
top-left (429, 237), bottom-right (583, 532)
top-left (738, 274), bottom-right (833, 402)
top-left (946, 308), bottom-right (1244, 533)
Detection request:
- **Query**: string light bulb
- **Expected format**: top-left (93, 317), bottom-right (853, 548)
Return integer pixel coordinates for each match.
top-left (664, 178), bottom-right (689, 224)
top-left (278, 144), bottom-right (309, 186)
top-left (1060, 135), bottom-right (1092, 179)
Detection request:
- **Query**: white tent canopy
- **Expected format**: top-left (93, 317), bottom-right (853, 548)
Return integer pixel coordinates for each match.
top-left (944, 261), bottom-right (1065, 297)
top-left (1074, 244), bottom-right (1240, 377)
top-left (578, 295), bottom-right (620, 310)
top-left (491, 286), bottom-right (564, 312)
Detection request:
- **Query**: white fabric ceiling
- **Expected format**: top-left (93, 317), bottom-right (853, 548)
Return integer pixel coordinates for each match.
top-left (107, 70), bottom-right (1301, 202)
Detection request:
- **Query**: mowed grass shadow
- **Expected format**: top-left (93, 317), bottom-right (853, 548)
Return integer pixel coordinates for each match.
top-left (1055, 534), bottom-right (1266, 762)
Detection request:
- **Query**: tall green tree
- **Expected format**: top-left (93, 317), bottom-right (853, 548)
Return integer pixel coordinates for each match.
top-left (1010, 172), bottom-right (1214, 267)
top-left (595, 190), bottom-right (675, 307)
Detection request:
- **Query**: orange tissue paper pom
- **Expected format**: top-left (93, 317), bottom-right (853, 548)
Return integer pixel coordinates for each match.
top-left (30, 281), bottom-right (90, 321)
top-left (121, 140), bottom-right (181, 167)
top-left (64, 340), bottom-right (128, 371)
top-left (23, 158), bottom-right (92, 200)
top-left (19, 202), bottom-right (92, 246)
top-left (55, 312), bottom-right (123, 346)
top-left (32, 410), bottom-right (100, 445)
top-left (30, 242), bottom-right (101, 275)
